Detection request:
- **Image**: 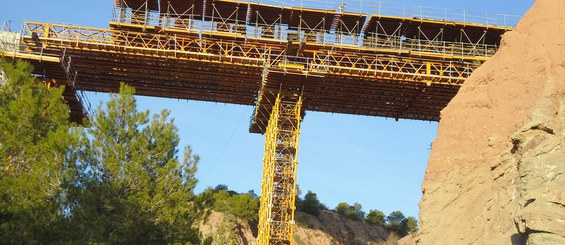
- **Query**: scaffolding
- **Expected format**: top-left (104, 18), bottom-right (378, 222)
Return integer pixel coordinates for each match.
top-left (0, 0), bottom-right (517, 244)
top-left (258, 92), bottom-right (302, 245)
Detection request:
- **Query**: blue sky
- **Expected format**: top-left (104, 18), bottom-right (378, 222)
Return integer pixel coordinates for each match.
top-left (1, 0), bottom-right (533, 219)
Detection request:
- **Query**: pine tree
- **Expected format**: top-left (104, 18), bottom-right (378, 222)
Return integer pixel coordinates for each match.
top-left (0, 59), bottom-right (79, 242)
top-left (300, 190), bottom-right (322, 216)
top-left (69, 83), bottom-right (202, 243)
top-left (366, 209), bottom-right (386, 226)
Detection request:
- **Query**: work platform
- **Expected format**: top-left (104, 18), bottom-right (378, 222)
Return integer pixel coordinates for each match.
top-left (0, 0), bottom-right (516, 244)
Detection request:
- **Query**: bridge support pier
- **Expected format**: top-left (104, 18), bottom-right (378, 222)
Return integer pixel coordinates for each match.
top-left (257, 92), bottom-right (302, 245)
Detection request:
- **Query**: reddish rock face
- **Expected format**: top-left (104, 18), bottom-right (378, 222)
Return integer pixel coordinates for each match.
top-left (411, 0), bottom-right (565, 244)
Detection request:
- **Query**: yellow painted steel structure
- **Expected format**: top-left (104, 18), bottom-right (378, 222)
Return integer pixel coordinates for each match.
top-left (258, 93), bottom-right (302, 245)
top-left (0, 1), bottom-right (515, 243)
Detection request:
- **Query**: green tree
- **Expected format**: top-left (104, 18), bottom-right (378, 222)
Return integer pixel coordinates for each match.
top-left (248, 189), bottom-right (258, 199)
top-left (401, 216), bottom-right (418, 234)
top-left (386, 211), bottom-right (407, 236)
top-left (386, 211), bottom-right (406, 226)
top-left (0, 59), bottom-right (79, 242)
top-left (210, 188), bottom-right (259, 222)
top-left (214, 184), bottom-right (228, 191)
top-left (366, 209), bottom-right (386, 226)
top-left (299, 190), bottom-right (322, 216)
top-left (69, 84), bottom-right (202, 243)
top-left (352, 202), bottom-right (365, 219)
top-left (335, 202), bottom-right (364, 221)
top-left (229, 193), bottom-right (259, 221)
top-left (335, 202), bottom-right (350, 215)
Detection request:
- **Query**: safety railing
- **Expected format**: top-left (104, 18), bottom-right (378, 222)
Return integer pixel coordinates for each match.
top-left (0, 31), bottom-right (21, 53)
top-left (0, 21), bottom-right (23, 54)
top-left (112, 7), bottom-right (161, 27)
top-left (253, 0), bottom-right (520, 27)
top-left (61, 49), bottom-right (92, 117)
top-left (108, 1), bottom-right (512, 60)
top-left (111, 8), bottom-right (500, 59)
top-left (366, 1), bottom-right (519, 27)
top-left (16, 21), bottom-right (474, 85)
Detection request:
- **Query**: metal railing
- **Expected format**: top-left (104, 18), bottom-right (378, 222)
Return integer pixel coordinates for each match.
top-left (16, 21), bottom-right (475, 84)
top-left (0, 22), bottom-right (23, 54)
top-left (110, 7), bottom-right (501, 59)
top-left (366, 1), bottom-right (519, 27)
top-left (253, 0), bottom-right (520, 27)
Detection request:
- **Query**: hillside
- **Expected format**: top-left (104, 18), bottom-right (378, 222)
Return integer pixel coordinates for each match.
top-left (199, 210), bottom-right (388, 245)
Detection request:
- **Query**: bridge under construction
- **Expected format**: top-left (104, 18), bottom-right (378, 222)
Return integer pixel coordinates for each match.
top-left (0, 0), bottom-right (514, 243)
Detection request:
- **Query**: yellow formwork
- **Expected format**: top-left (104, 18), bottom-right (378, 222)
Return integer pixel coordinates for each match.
top-left (18, 21), bottom-right (475, 86)
top-left (258, 94), bottom-right (302, 245)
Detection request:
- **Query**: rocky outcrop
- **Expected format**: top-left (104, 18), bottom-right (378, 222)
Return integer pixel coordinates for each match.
top-left (412, 0), bottom-right (565, 244)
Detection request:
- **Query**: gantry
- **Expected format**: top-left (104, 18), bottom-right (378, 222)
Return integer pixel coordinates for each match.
top-left (0, 0), bottom-right (514, 243)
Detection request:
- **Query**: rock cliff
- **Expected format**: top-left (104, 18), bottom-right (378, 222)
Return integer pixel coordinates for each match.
top-left (412, 0), bottom-right (565, 244)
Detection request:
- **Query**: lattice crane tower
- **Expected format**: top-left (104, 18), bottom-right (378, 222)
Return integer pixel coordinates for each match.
top-left (0, 0), bottom-right (516, 243)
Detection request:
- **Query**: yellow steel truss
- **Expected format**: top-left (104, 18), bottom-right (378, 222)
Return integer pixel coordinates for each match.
top-left (258, 93), bottom-right (302, 245)
top-left (18, 21), bottom-right (473, 86)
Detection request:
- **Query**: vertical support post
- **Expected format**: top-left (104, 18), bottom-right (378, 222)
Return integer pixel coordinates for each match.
top-left (144, 0), bottom-right (149, 27)
top-left (258, 93), bottom-right (302, 245)
top-left (463, 9), bottom-right (466, 23)
top-left (119, 0), bottom-right (127, 23)
top-left (43, 24), bottom-right (50, 50)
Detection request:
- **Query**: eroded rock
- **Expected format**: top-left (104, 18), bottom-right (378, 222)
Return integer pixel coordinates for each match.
top-left (411, 0), bottom-right (565, 244)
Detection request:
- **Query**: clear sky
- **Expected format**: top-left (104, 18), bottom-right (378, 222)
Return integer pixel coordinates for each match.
top-left (1, 0), bottom-right (533, 219)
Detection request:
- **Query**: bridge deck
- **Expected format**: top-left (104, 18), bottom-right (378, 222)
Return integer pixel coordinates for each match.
top-left (0, 0), bottom-right (512, 132)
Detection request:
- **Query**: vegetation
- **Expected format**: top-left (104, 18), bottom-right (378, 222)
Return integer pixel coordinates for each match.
top-left (298, 190), bottom-right (326, 216)
top-left (333, 202), bottom-right (418, 236)
top-left (202, 184), bottom-right (260, 222)
top-left (376, 233), bottom-right (400, 245)
top-left (0, 59), bottom-right (205, 243)
top-left (67, 83), bottom-right (204, 243)
top-left (404, 216), bottom-right (418, 234)
top-left (206, 216), bottom-right (239, 245)
top-left (197, 185), bottom-right (259, 245)
top-left (0, 59), bottom-right (80, 243)
top-left (366, 209), bottom-right (386, 226)
top-left (0, 59), bottom-right (419, 243)
top-left (385, 211), bottom-right (418, 236)
top-left (335, 202), bottom-right (365, 221)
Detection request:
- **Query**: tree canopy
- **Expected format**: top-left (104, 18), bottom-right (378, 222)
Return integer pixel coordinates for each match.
top-left (0, 59), bottom-right (206, 244)
top-left (203, 185), bottom-right (260, 222)
top-left (298, 190), bottom-right (324, 216)
top-left (366, 209), bottom-right (386, 226)
top-left (67, 83), bottom-right (203, 243)
top-left (335, 202), bottom-right (365, 221)
top-left (0, 59), bottom-right (79, 242)
top-left (385, 211), bottom-right (418, 236)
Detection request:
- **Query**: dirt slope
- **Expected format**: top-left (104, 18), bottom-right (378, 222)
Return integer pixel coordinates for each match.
top-left (407, 0), bottom-right (565, 244)
top-left (199, 210), bottom-right (388, 245)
